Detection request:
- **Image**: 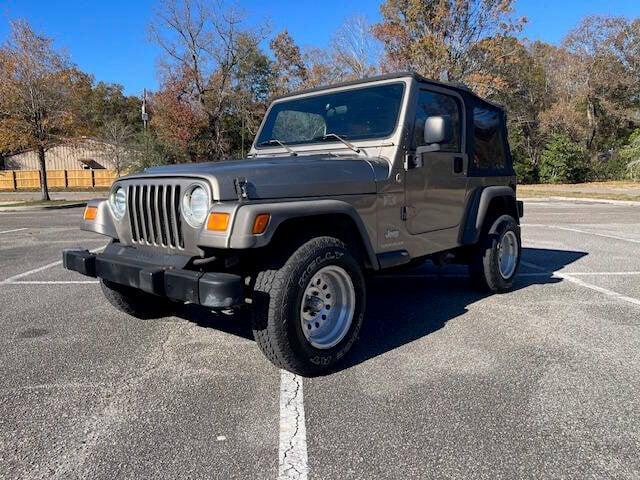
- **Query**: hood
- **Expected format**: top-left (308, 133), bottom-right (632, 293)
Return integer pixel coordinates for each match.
top-left (138, 154), bottom-right (387, 201)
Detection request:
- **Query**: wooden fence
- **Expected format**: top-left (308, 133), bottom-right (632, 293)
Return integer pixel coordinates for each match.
top-left (0, 170), bottom-right (117, 191)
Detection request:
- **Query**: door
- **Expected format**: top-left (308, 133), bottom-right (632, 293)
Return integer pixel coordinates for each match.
top-left (405, 89), bottom-right (468, 235)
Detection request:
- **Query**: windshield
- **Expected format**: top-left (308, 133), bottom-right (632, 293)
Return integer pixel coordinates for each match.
top-left (256, 83), bottom-right (405, 146)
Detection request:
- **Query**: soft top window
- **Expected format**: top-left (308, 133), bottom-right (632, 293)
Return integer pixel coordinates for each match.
top-left (472, 107), bottom-right (507, 172)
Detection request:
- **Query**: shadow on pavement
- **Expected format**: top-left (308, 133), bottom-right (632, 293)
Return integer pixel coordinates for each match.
top-left (173, 247), bottom-right (587, 371)
top-left (176, 303), bottom-right (254, 340)
top-left (340, 247), bottom-right (587, 371)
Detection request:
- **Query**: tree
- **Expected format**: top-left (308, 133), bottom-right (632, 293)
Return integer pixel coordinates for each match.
top-left (495, 40), bottom-right (554, 180)
top-left (553, 17), bottom-right (640, 153)
top-left (620, 129), bottom-right (640, 180)
top-left (80, 81), bottom-right (143, 135)
top-left (0, 20), bottom-right (81, 200)
top-left (149, 70), bottom-right (208, 162)
top-left (539, 133), bottom-right (590, 184)
top-left (150, 0), bottom-right (267, 160)
top-left (229, 36), bottom-right (273, 157)
top-left (127, 129), bottom-right (170, 173)
top-left (330, 15), bottom-right (381, 79)
top-left (101, 120), bottom-right (135, 176)
top-left (372, 0), bottom-right (526, 90)
top-left (270, 30), bottom-right (308, 96)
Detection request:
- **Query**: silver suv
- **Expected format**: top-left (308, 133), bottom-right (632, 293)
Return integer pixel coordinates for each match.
top-left (64, 72), bottom-right (523, 375)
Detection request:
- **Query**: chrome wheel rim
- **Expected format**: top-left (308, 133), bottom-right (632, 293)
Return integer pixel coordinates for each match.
top-left (300, 265), bottom-right (355, 349)
top-left (498, 230), bottom-right (518, 279)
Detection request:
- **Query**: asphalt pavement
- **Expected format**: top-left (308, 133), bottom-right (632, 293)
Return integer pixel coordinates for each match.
top-left (0, 199), bottom-right (639, 479)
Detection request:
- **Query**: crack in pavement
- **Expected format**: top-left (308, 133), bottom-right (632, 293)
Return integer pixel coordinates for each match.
top-left (278, 370), bottom-right (308, 480)
top-left (22, 322), bottom-right (178, 480)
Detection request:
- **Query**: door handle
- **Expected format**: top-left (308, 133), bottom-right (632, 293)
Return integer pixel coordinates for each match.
top-left (453, 156), bottom-right (463, 173)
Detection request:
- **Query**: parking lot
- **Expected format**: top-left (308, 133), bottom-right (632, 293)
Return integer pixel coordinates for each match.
top-left (1, 199), bottom-right (639, 479)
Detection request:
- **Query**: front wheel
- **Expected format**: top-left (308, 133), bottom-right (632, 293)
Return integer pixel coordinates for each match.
top-left (469, 215), bottom-right (521, 293)
top-left (100, 279), bottom-right (174, 319)
top-left (251, 236), bottom-right (366, 376)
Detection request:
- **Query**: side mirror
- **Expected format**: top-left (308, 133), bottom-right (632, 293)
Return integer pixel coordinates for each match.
top-left (424, 115), bottom-right (452, 145)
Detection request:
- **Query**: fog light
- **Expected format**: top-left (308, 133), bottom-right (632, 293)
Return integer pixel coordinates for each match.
top-left (207, 212), bottom-right (230, 231)
top-left (84, 206), bottom-right (98, 221)
top-left (252, 214), bottom-right (270, 234)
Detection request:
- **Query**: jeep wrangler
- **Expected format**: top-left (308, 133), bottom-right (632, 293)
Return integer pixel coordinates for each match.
top-left (64, 72), bottom-right (523, 375)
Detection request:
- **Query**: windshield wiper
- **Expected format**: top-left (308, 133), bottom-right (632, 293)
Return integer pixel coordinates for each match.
top-left (313, 133), bottom-right (361, 154)
top-left (257, 138), bottom-right (297, 156)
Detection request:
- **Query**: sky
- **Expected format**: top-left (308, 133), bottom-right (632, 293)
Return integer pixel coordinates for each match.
top-left (0, 0), bottom-right (638, 96)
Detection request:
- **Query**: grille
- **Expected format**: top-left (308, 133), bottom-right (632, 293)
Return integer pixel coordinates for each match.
top-left (127, 184), bottom-right (184, 249)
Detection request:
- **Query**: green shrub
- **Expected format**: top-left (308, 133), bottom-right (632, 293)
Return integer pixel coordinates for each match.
top-left (513, 155), bottom-right (539, 184)
top-left (620, 129), bottom-right (640, 180)
top-left (610, 157), bottom-right (630, 180)
top-left (508, 125), bottom-right (539, 184)
top-left (539, 134), bottom-right (590, 183)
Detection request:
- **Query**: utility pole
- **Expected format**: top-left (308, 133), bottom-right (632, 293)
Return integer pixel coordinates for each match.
top-left (141, 89), bottom-right (150, 165)
top-left (141, 89), bottom-right (149, 130)
top-left (241, 115), bottom-right (245, 159)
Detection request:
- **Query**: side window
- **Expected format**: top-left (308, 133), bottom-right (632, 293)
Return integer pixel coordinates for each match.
top-left (473, 107), bottom-right (507, 171)
top-left (413, 90), bottom-right (461, 152)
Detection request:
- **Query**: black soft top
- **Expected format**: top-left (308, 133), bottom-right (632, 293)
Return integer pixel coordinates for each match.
top-left (275, 71), bottom-right (505, 112)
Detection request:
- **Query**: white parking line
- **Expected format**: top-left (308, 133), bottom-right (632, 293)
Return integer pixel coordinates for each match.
top-left (377, 272), bottom-right (550, 279)
top-left (377, 271), bottom-right (640, 279)
top-left (559, 274), bottom-right (640, 307)
top-left (521, 261), bottom-right (640, 308)
top-left (0, 245), bottom-right (106, 285)
top-left (0, 228), bottom-right (27, 234)
top-left (279, 370), bottom-right (308, 480)
top-left (7, 280), bottom-right (99, 285)
top-left (0, 259), bottom-right (66, 285)
top-left (523, 224), bottom-right (640, 244)
top-left (568, 271), bottom-right (640, 276)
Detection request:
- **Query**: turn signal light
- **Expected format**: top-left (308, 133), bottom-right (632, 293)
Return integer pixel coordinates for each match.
top-left (252, 214), bottom-right (270, 234)
top-left (84, 206), bottom-right (98, 221)
top-left (207, 212), bottom-right (230, 231)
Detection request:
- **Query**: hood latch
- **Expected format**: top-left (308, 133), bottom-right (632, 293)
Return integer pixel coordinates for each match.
top-left (233, 177), bottom-right (249, 201)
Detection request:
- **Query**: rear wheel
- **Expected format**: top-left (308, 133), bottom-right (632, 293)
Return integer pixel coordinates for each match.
top-left (469, 215), bottom-right (521, 293)
top-left (251, 236), bottom-right (365, 376)
top-left (100, 279), bottom-right (174, 319)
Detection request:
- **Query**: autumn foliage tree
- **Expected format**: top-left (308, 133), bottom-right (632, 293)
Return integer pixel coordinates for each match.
top-left (372, 0), bottom-right (526, 89)
top-left (270, 30), bottom-right (308, 96)
top-left (149, 70), bottom-right (208, 161)
top-left (0, 20), bottom-right (83, 200)
top-left (150, 0), bottom-right (267, 160)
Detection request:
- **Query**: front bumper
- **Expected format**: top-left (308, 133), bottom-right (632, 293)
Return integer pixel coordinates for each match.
top-left (63, 245), bottom-right (244, 308)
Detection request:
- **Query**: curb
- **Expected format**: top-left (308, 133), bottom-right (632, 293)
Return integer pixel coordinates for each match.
top-left (521, 196), bottom-right (640, 206)
top-left (0, 202), bottom-right (86, 212)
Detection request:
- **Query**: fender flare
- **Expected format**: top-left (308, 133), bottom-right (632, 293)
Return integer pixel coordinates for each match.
top-left (80, 199), bottom-right (118, 239)
top-left (229, 199), bottom-right (379, 269)
top-left (459, 186), bottom-right (517, 245)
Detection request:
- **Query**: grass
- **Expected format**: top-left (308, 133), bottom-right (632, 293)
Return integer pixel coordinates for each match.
top-left (519, 181), bottom-right (640, 201)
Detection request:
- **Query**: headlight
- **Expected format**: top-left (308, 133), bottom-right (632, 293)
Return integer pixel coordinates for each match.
top-left (182, 185), bottom-right (209, 227)
top-left (109, 186), bottom-right (126, 220)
